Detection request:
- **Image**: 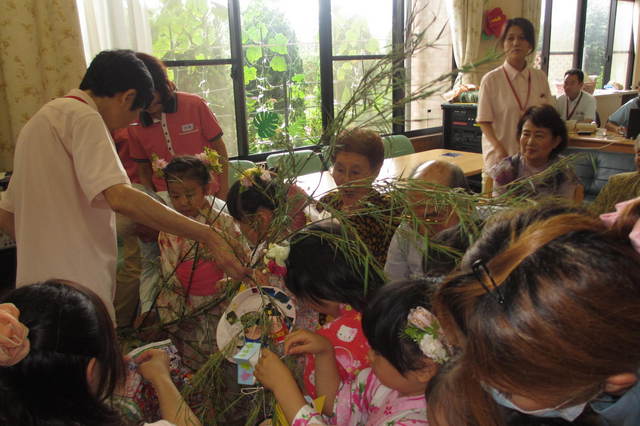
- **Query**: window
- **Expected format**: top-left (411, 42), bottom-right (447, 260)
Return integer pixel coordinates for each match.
top-left (77, 0), bottom-right (452, 159)
top-left (539, 0), bottom-right (636, 92)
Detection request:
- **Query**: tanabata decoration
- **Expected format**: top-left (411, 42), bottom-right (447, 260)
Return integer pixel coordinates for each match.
top-left (216, 286), bottom-right (296, 364)
top-left (113, 339), bottom-right (195, 423)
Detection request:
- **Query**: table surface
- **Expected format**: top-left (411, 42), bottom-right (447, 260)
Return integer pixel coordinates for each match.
top-left (568, 131), bottom-right (635, 153)
top-left (296, 149), bottom-right (484, 198)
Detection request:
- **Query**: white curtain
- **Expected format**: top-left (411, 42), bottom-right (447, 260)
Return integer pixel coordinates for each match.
top-left (76, 0), bottom-right (153, 66)
top-left (521, 0), bottom-right (542, 38)
top-left (444, 0), bottom-right (484, 86)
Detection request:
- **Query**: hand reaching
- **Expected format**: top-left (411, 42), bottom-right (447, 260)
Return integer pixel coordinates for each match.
top-left (136, 349), bottom-right (171, 385)
top-left (284, 329), bottom-right (333, 356)
top-left (254, 348), bottom-right (296, 393)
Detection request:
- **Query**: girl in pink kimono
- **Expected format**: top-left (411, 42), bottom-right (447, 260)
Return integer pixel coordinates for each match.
top-left (255, 279), bottom-right (449, 425)
top-left (155, 156), bottom-right (243, 369)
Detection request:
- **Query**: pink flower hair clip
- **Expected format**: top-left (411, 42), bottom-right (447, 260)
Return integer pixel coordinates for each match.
top-left (0, 303), bottom-right (30, 366)
top-left (404, 306), bottom-right (449, 364)
top-left (151, 153), bottom-right (168, 178)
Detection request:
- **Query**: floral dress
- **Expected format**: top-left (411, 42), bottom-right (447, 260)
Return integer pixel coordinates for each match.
top-left (303, 304), bottom-right (370, 399)
top-left (156, 202), bottom-right (242, 369)
top-left (293, 368), bottom-right (428, 425)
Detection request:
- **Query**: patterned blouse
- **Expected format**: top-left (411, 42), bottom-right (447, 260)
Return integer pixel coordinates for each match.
top-left (318, 190), bottom-right (398, 266)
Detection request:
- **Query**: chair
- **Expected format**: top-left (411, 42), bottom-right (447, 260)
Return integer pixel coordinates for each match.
top-left (564, 147), bottom-right (636, 201)
top-left (382, 135), bottom-right (414, 158)
top-left (265, 150), bottom-right (324, 177)
top-left (228, 159), bottom-right (257, 186)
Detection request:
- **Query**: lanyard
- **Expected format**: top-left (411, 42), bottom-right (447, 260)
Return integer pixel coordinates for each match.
top-left (160, 112), bottom-right (176, 155)
top-left (502, 67), bottom-right (531, 113)
top-left (64, 95), bottom-right (88, 104)
top-left (565, 92), bottom-right (583, 120)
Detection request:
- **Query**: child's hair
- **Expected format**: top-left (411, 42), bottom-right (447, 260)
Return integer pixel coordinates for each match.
top-left (285, 226), bottom-right (383, 312)
top-left (332, 128), bottom-right (384, 171)
top-left (428, 202), bottom-right (640, 426)
top-left (227, 171), bottom-right (277, 221)
top-left (163, 155), bottom-right (211, 187)
top-left (362, 279), bottom-right (434, 374)
top-left (517, 105), bottom-right (568, 158)
top-left (0, 280), bottom-right (124, 426)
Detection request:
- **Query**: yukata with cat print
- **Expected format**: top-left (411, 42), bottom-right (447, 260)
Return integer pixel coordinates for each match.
top-left (302, 304), bottom-right (370, 398)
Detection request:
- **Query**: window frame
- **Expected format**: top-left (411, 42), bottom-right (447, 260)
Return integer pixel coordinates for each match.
top-left (539, 0), bottom-right (635, 90)
top-left (160, 0), bottom-right (414, 161)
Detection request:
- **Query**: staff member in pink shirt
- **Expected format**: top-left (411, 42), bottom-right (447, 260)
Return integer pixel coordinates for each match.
top-left (477, 18), bottom-right (553, 179)
top-left (0, 50), bottom-right (246, 322)
top-left (127, 53), bottom-right (229, 200)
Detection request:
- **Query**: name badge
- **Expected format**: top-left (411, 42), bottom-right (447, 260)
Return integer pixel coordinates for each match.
top-left (181, 123), bottom-right (195, 132)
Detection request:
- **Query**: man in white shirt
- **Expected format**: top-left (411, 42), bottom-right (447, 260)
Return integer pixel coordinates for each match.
top-left (555, 69), bottom-right (597, 123)
top-left (0, 50), bottom-right (246, 321)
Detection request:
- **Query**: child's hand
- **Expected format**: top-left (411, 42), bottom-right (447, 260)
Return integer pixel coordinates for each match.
top-left (254, 348), bottom-right (295, 393)
top-left (135, 349), bottom-right (171, 385)
top-left (284, 329), bottom-right (333, 356)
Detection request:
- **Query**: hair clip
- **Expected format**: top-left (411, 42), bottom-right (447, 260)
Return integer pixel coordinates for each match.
top-left (471, 259), bottom-right (505, 304)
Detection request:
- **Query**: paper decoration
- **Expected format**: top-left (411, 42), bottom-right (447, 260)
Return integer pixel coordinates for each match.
top-left (233, 342), bottom-right (261, 385)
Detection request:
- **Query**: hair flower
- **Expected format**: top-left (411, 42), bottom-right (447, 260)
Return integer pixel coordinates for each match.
top-left (195, 147), bottom-right (223, 174)
top-left (264, 242), bottom-right (290, 276)
top-left (0, 303), bottom-right (30, 366)
top-left (151, 153), bottom-right (168, 178)
top-left (404, 306), bottom-right (449, 364)
top-left (239, 167), bottom-right (271, 188)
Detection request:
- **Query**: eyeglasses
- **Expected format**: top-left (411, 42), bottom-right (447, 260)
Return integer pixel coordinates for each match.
top-left (471, 259), bottom-right (505, 304)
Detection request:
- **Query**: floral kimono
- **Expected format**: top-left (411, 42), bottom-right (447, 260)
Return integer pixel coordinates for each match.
top-left (293, 368), bottom-right (428, 425)
top-left (303, 304), bottom-right (370, 399)
top-left (156, 201), bottom-right (242, 369)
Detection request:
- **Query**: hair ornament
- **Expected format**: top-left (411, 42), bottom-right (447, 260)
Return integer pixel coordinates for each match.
top-left (600, 197), bottom-right (640, 254)
top-left (404, 306), bottom-right (449, 364)
top-left (151, 153), bottom-right (168, 178)
top-left (263, 241), bottom-right (290, 277)
top-left (194, 147), bottom-right (223, 174)
top-left (0, 303), bottom-right (30, 366)
top-left (240, 167), bottom-right (271, 188)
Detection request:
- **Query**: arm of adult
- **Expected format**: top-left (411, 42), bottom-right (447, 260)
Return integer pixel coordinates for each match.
top-left (136, 349), bottom-right (202, 426)
top-left (137, 161), bottom-right (157, 193)
top-left (477, 123), bottom-right (508, 160)
top-left (210, 136), bottom-right (229, 200)
top-left (103, 183), bottom-right (248, 280)
top-left (0, 208), bottom-right (15, 239)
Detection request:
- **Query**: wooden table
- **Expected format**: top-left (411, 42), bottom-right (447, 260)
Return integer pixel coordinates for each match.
top-left (296, 149), bottom-right (484, 198)
top-left (568, 131), bottom-right (635, 154)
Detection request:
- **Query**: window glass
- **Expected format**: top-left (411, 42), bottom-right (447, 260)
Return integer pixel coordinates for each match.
top-left (240, 0), bottom-right (321, 154)
top-left (547, 0), bottom-right (578, 95)
top-left (582, 0), bottom-right (611, 89)
top-left (610, 0), bottom-right (633, 87)
top-left (331, 0), bottom-right (392, 56)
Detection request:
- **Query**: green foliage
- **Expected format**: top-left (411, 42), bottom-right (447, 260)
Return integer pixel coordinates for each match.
top-left (253, 111), bottom-right (281, 139)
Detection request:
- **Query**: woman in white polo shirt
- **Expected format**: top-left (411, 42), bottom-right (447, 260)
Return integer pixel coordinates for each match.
top-left (477, 18), bottom-right (553, 179)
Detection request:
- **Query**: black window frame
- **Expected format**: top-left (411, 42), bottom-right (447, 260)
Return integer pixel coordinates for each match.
top-left (160, 0), bottom-right (413, 161)
top-left (539, 0), bottom-right (635, 90)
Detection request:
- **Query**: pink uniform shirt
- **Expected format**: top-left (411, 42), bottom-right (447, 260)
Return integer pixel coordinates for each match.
top-left (0, 89), bottom-right (130, 320)
top-left (477, 61), bottom-right (552, 169)
top-left (128, 91), bottom-right (223, 191)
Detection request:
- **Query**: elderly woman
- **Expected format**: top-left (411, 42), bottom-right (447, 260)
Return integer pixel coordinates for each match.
top-left (489, 105), bottom-right (583, 202)
top-left (318, 128), bottom-right (397, 266)
top-left (590, 136), bottom-right (640, 215)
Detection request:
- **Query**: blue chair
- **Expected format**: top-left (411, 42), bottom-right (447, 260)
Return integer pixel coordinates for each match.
top-left (266, 150), bottom-right (324, 177)
top-left (228, 159), bottom-right (257, 186)
top-left (382, 134), bottom-right (414, 158)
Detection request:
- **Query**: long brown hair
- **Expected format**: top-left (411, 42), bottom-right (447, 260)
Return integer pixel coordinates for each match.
top-left (428, 202), bottom-right (640, 426)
